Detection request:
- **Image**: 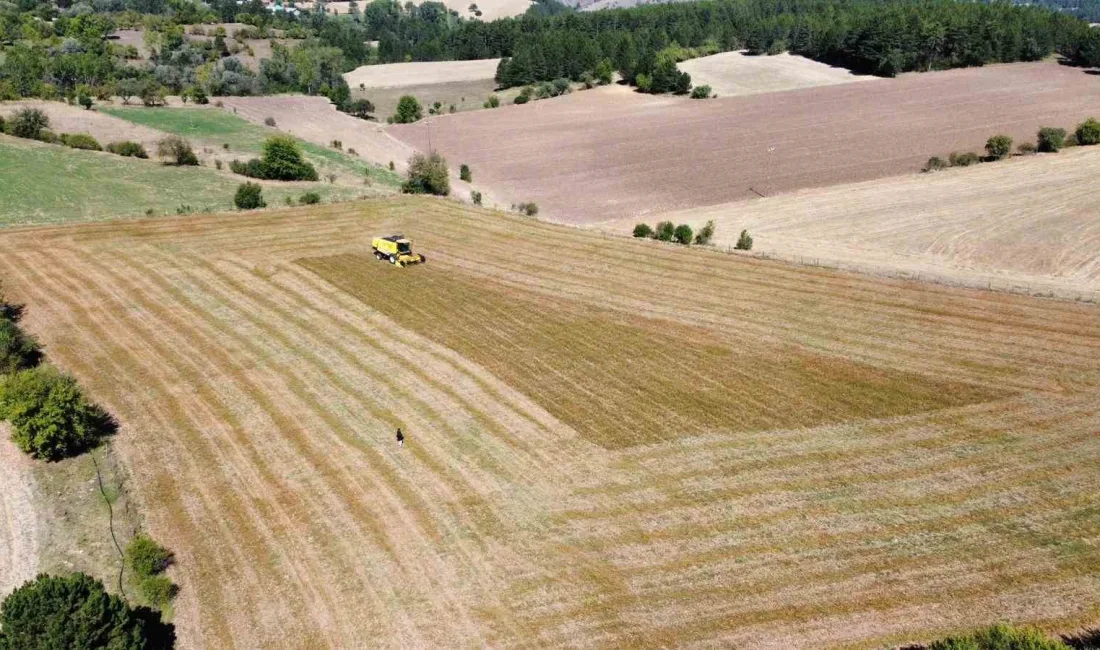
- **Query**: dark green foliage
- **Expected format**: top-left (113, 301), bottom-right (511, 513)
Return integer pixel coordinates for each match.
top-left (471, 190), bottom-right (483, 205)
top-left (460, 164), bottom-right (472, 182)
top-left (60, 133), bottom-right (102, 151)
top-left (258, 136), bottom-right (318, 181)
top-left (78, 94), bottom-right (93, 110)
top-left (735, 229), bottom-right (754, 250)
top-left (594, 59), bottom-right (615, 86)
top-left (7, 108), bottom-right (49, 140)
top-left (126, 535), bottom-right (173, 578)
top-left (655, 220), bottom-right (675, 242)
top-left (138, 576), bottom-right (178, 610)
top-left (673, 223), bottom-right (693, 245)
top-left (343, 98), bottom-right (375, 120)
top-left (0, 319), bottom-right (41, 376)
top-left (514, 202), bottom-right (539, 216)
top-left (633, 223), bottom-right (653, 238)
top-left (514, 94), bottom-right (530, 105)
top-left (299, 191), bottom-right (321, 205)
top-left (393, 95), bottom-right (423, 124)
top-left (106, 141), bottom-right (149, 158)
top-left (928, 623), bottom-right (1069, 650)
top-left (156, 136), bottom-right (198, 166)
top-left (0, 366), bottom-right (113, 461)
top-left (694, 219), bottom-right (716, 245)
top-left (985, 135), bottom-right (1013, 160)
top-left (402, 152), bottom-right (450, 196)
top-left (483, 94), bottom-right (500, 108)
top-left (35, 130), bottom-right (60, 145)
top-left (949, 151), bottom-right (982, 167)
top-left (264, 116), bottom-right (277, 127)
top-left (1075, 117), bottom-right (1100, 145)
top-left (0, 573), bottom-right (172, 650)
top-left (1037, 127), bottom-right (1067, 152)
top-left (234, 182), bottom-right (266, 210)
top-left (923, 156), bottom-right (948, 172)
top-left (690, 85), bottom-right (712, 99)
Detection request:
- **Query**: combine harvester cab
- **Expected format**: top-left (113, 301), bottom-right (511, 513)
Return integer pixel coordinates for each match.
top-left (371, 234), bottom-right (426, 267)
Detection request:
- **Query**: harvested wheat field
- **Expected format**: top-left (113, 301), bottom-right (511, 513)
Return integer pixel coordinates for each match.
top-left (0, 100), bottom-right (167, 154)
top-left (679, 51), bottom-right (877, 97)
top-left (2, 196), bottom-right (1100, 648)
top-left (607, 145), bottom-right (1100, 300)
top-left (389, 59), bottom-right (1100, 222)
top-left (344, 59), bottom-right (502, 89)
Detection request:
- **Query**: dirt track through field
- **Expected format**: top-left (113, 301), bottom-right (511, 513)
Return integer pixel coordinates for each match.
top-left (388, 60), bottom-right (1100, 223)
top-left (0, 436), bottom-right (40, 599)
top-left (1, 198), bottom-right (1099, 647)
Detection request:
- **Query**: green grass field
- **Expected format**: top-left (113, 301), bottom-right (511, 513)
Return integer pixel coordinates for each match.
top-left (0, 136), bottom-right (363, 226)
top-left (99, 106), bottom-right (402, 187)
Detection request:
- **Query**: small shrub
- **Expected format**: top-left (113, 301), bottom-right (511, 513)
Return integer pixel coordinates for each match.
top-left (673, 223), bottom-right (693, 245)
top-left (459, 164), bottom-right (472, 182)
top-left (330, 139), bottom-right (342, 150)
top-left (655, 220), bottom-right (675, 242)
top-left (36, 130), bottom-right (60, 144)
top-left (514, 94), bottom-right (530, 105)
top-left (0, 366), bottom-right (113, 461)
top-left (60, 133), bottom-right (101, 151)
top-left (126, 535), bottom-right (173, 578)
top-left (483, 94), bottom-right (500, 109)
top-left (1065, 132), bottom-right (1080, 147)
top-left (157, 136), bottom-right (198, 166)
top-left (694, 219), bottom-right (716, 245)
top-left (257, 136), bottom-right (318, 181)
top-left (139, 575), bottom-right (178, 608)
top-left (1017, 142), bottom-right (1037, 155)
top-left (402, 152), bottom-right (450, 196)
top-left (299, 191), bottom-right (321, 205)
top-left (388, 160), bottom-right (395, 171)
top-left (8, 108), bottom-right (49, 139)
top-left (106, 141), bottom-right (148, 158)
top-left (347, 148), bottom-right (357, 155)
top-left (264, 116), bottom-right (277, 127)
top-left (512, 202), bottom-right (538, 216)
top-left (950, 151), bottom-right (981, 167)
top-left (1075, 117), bottom-right (1100, 146)
top-left (690, 85), bottom-right (712, 99)
top-left (735, 229), bottom-right (753, 250)
top-left (1037, 127), bottom-right (1066, 152)
top-left (175, 205), bottom-right (193, 215)
top-left (214, 159), bottom-right (223, 170)
top-left (393, 95), bottom-right (423, 124)
top-left (923, 156), bottom-right (948, 172)
top-left (78, 94), bottom-right (93, 110)
top-left (985, 134), bottom-right (1013, 160)
top-left (633, 223), bottom-right (653, 238)
top-left (552, 78), bottom-right (571, 96)
top-left (471, 190), bottom-right (482, 205)
top-left (234, 182), bottom-right (266, 210)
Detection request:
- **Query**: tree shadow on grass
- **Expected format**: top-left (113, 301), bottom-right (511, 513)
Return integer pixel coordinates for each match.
top-left (1064, 628), bottom-right (1100, 649)
top-left (133, 605), bottom-right (178, 649)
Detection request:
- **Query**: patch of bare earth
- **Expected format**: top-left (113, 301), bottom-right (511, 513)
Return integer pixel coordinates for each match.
top-left (0, 197), bottom-right (1098, 647)
top-left (387, 60), bottom-right (1100, 223)
top-left (344, 59), bottom-right (501, 89)
top-left (0, 435), bottom-right (39, 598)
top-left (606, 145), bottom-right (1100, 300)
top-left (678, 51), bottom-right (877, 97)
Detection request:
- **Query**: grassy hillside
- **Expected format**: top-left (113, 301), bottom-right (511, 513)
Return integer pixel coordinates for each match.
top-left (1, 196), bottom-right (1097, 648)
top-left (99, 106), bottom-right (402, 187)
top-left (0, 136), bottom-right (362, 226)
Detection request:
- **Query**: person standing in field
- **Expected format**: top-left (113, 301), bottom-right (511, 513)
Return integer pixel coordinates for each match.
top-left (396, 428), bottom-right (404, 447)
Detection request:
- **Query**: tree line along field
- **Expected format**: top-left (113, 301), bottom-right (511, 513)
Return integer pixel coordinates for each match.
top-left (1, 196), bottom-right (1099, 647)
top-left (388, 59), bottom-right (1100, 223)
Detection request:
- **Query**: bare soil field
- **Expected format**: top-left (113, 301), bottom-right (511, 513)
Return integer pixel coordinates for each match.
top-left (608, 146), bottom-right (1100, 301)
top-left (1, 197), bottom-right (1099, 647)
top-left (679, 51), bottom-right (877, 98)
top-left (344, 58), bottom-right (501, 89)
top-left (388, 60), bottom-right (1100, 223)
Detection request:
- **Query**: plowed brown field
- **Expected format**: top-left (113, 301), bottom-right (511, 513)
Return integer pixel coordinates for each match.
top-left (2, 197), bottom-right (1099, 648)
top-left (388, 60), bottom-right (1100, 223)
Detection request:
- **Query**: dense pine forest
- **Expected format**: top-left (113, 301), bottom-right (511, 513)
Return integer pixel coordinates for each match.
top-left (1, 0), bottom-right (1097, 104)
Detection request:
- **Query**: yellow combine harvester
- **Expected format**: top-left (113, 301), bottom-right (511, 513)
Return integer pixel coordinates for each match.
top-left (371, 234), bottom-right (426, 267)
